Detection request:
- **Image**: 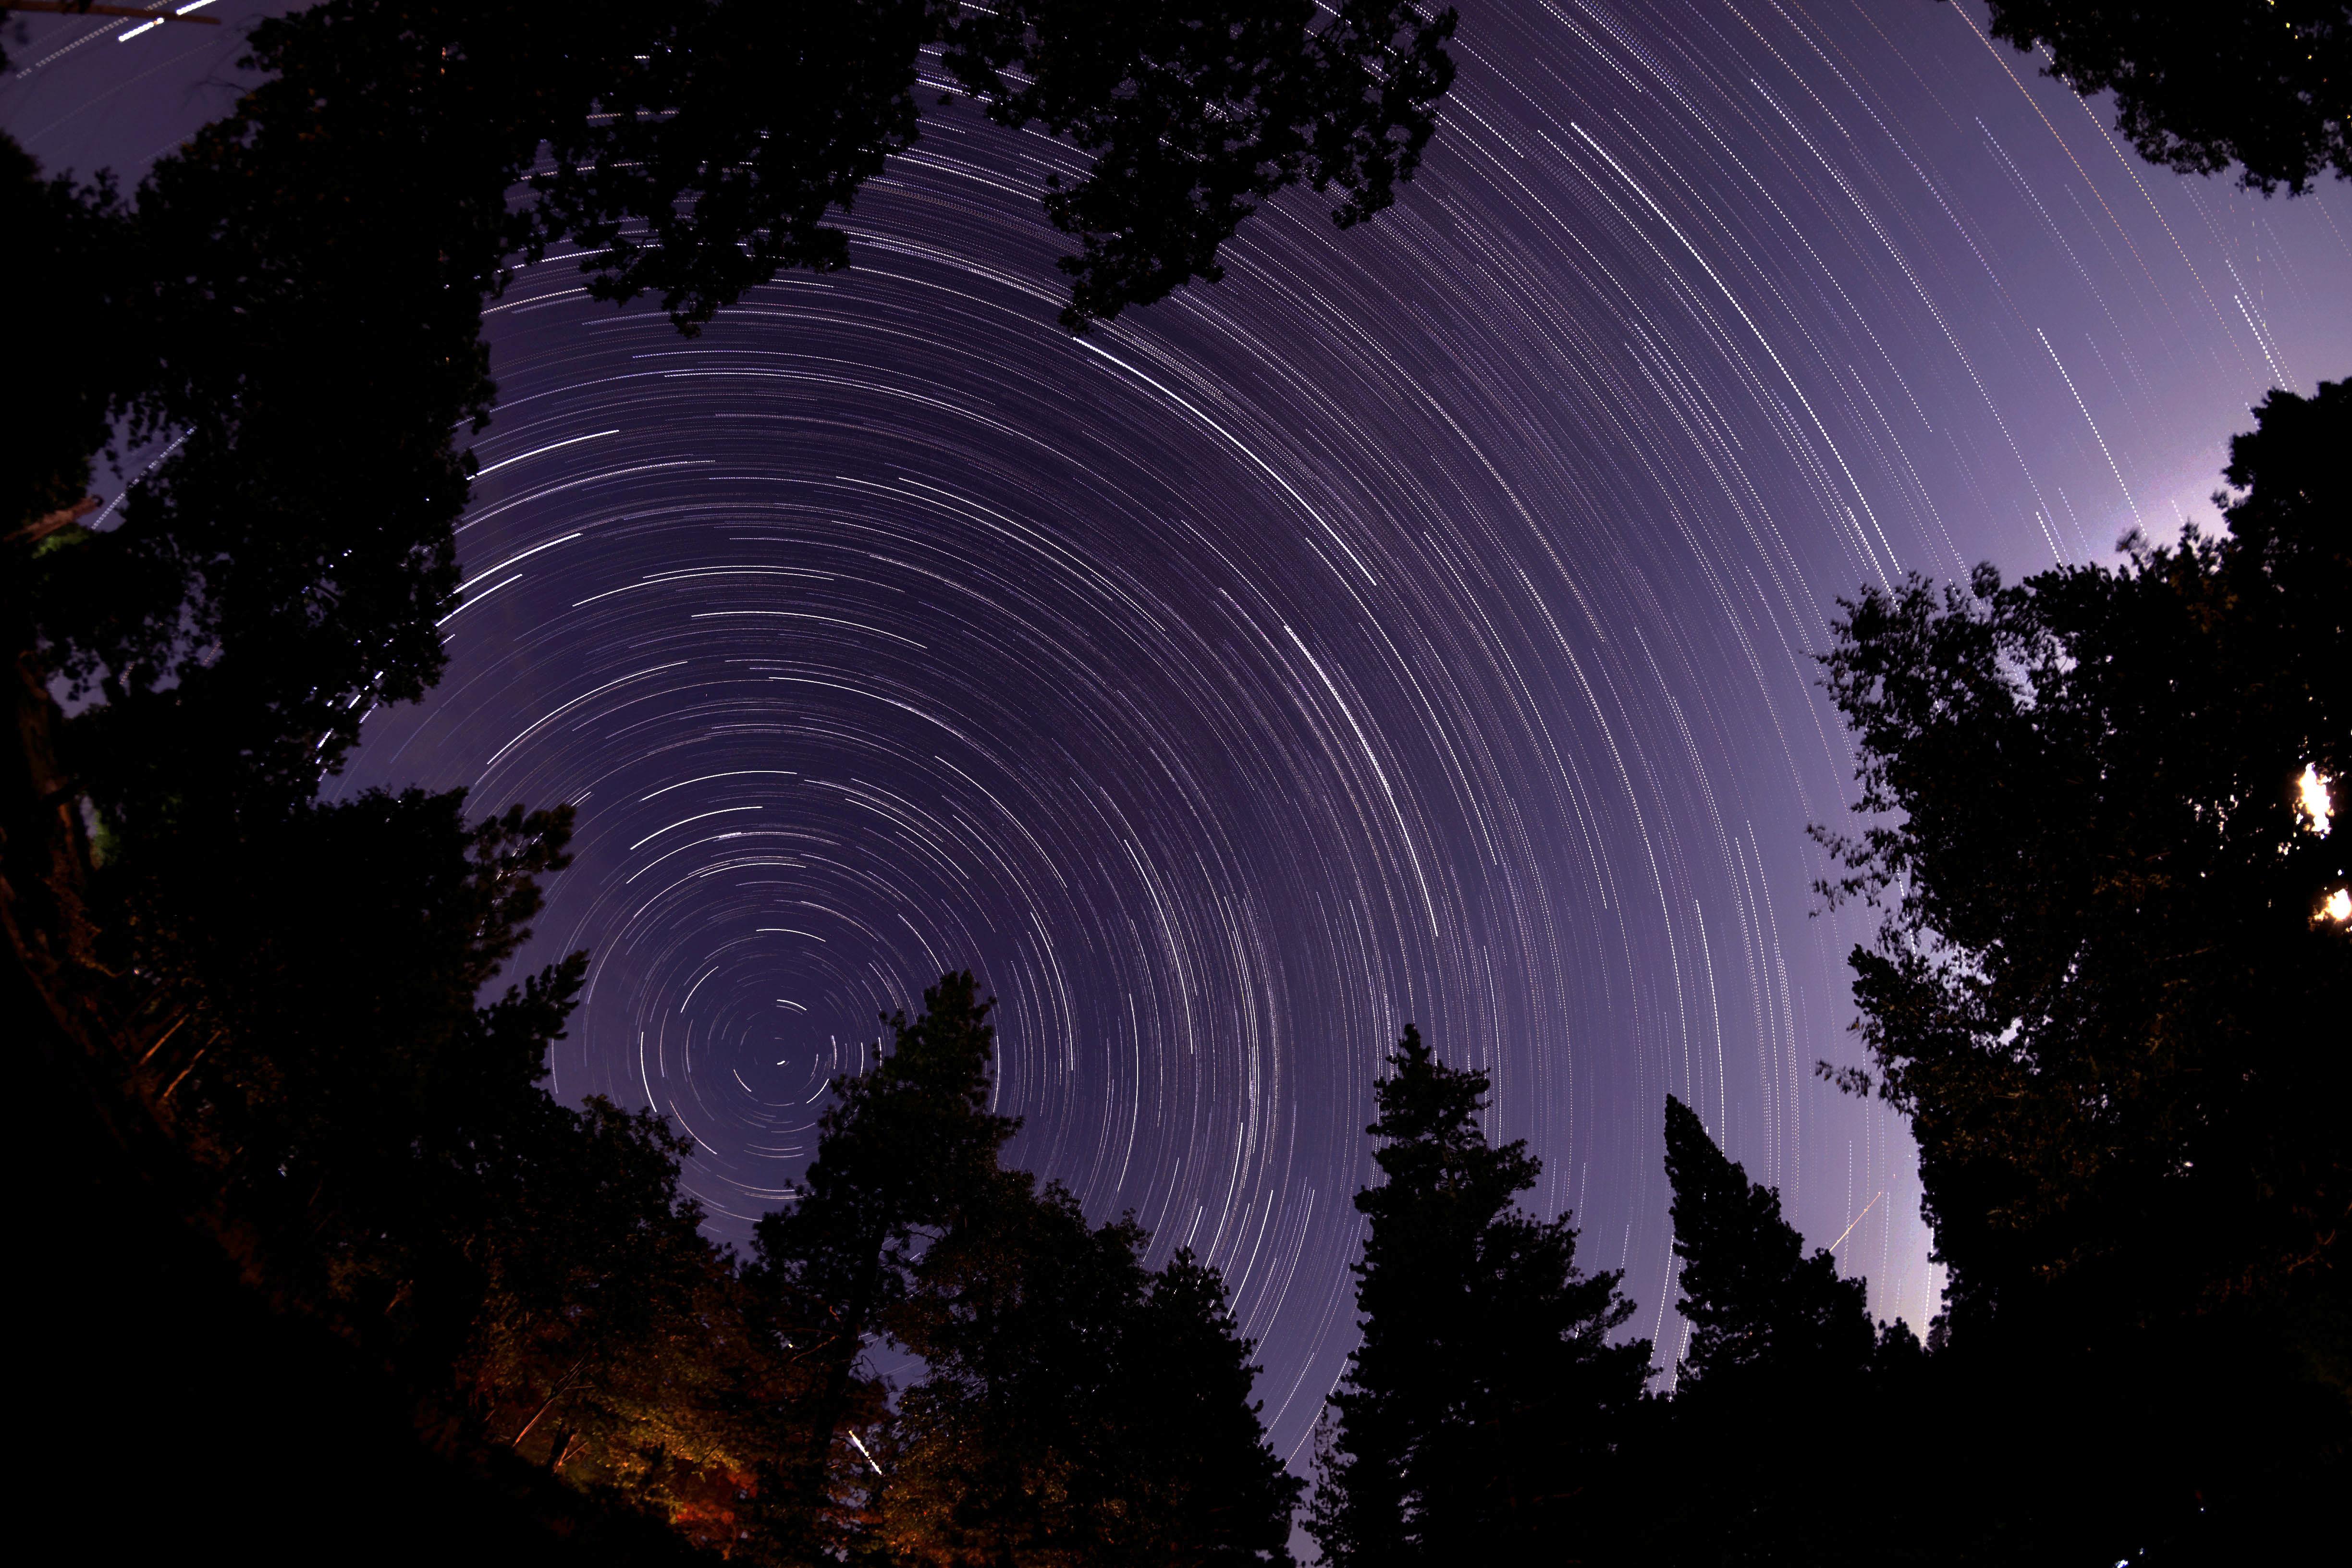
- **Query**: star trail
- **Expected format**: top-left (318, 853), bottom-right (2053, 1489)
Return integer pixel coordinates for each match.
top-left (12, 0), bottom-right (2349, 1464)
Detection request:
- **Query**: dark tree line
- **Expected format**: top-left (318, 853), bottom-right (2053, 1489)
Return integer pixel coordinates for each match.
top-left (1303, 1030), bottom-right (1928, 1566)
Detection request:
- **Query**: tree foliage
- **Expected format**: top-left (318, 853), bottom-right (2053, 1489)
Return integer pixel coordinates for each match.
top-left (10, 0), bottom-right (1455, 838)
top-left (87, 784), bottom-right (803, 1538)
top-left (937, 0), bottom-right (1457, 328)
top-left (1662, 1094), bottom-right (1877, 1394)
top-left (1809, 381), bottom-right (2351, 1563)
top-left (1310, 1026), bottom-right (1647, 1567)
top-left (18, 4), bottom-right (2352, 1559)
top-left (884, 1176), bottom-right (1300, 1566)
top-left (1972, 1), bottom-right (2351, 194)
top-left (1817, 380), bottom-right (2350, 1331)
top-left (749, 971), bottom-right (1019, 1535)
top-left (1647, 1098), bottom-right (1927, 1567)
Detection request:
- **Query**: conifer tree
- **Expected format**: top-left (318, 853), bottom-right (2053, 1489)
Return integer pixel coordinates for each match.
top-left (1127, 1247), bottom-right (1305, 1564)
top-left (883, 1176), bottom-right (1300, 1565)
top-left (1648, 1096), bottom-right (1900, 1565)
top-left (749, 972), bottom-right (1020, 1536)
top-left (1310, 1027), bottom-right (1647, 1567)
top-left (1661, 1094), bottom-right (1875, 1395)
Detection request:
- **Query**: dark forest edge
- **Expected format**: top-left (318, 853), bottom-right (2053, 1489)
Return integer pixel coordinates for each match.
top-left (2, 1), bottom-right (2345, 1563)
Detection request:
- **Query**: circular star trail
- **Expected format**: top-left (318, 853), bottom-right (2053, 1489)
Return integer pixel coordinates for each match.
top-left (12, 0), bottom-right (2350, 1460)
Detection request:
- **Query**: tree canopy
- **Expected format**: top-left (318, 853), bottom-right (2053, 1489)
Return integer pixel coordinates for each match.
top-left (1818, 380), bottom-right (2349, 1333)
top-left (9, 5), bottom-right (2349, 1560)
top-left (7, 5), bottom-right (1460, 1558)
top-left (8, 0), bottom-right (1457, 838)
top-left (1971, 1), bottom-right (2351, 194)
top-left (1813, 380), bottom-right (2350, 1560)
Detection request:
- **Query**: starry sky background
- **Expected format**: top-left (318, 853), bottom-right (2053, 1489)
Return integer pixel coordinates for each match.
top-left (12, 0), bottom-right (2350, 1464)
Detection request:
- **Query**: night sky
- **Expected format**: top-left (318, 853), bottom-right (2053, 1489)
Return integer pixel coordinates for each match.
top-left (12, 0), bottom-right (2350, 1464)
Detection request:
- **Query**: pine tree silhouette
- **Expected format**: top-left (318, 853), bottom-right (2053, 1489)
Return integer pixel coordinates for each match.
top-left (1311, 1027), bottom-right (1647, 1566)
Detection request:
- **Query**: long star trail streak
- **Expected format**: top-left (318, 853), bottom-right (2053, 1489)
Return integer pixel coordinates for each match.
top-left (11, 0), bottom-right (2348, 1467)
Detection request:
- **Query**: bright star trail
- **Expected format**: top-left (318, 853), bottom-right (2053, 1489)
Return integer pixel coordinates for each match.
top-left (12, 0), bottom-right (2349, 1460)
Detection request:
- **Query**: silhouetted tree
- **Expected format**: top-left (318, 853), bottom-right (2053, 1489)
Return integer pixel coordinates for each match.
top-left (0, 131), bottom-right (129, 545)
top-left (102, 791), bottom-right (586, 1307)
top-left (1662, 1095), bottom-right (1875, 1394)
top-left (1819, 380), bottom-right (2349, 1334)
top-left (933, 0), bottom-right (1457, 330)
top-left (1310, 1026), bottom-right (1647, 1567)
top-left (1124, 1247), bottom-right (1307, 1565)
top-left (749, 972), bottom-right (1020, 1543)
top-left (1643, 1097), bottom-right (1922, 1565)
top-left (65, 777), bottom-right (808, 1544)
top-left (1967, 1), bottom-right (2350, 194)
top-left (1818, 380), bottom-right (2350, 1559)
top-left (883, 1173), bottom-right (1299, 1566)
